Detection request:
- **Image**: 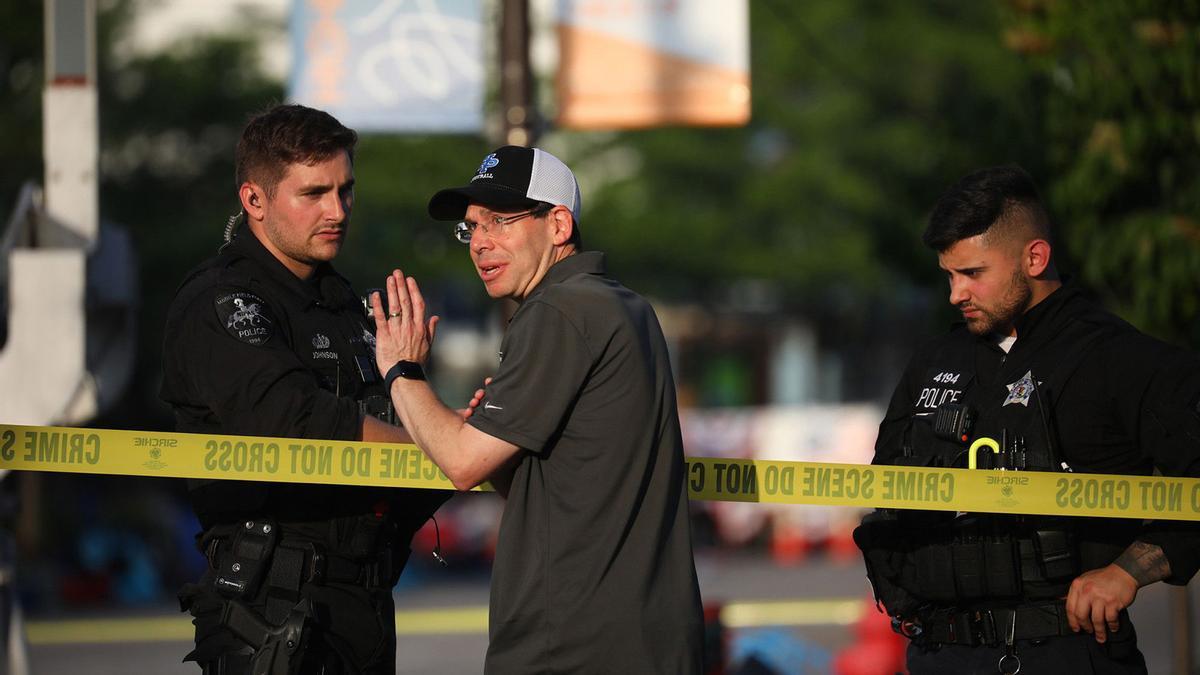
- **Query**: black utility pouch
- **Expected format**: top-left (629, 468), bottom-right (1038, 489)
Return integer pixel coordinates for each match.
top-left (981, 540), bottom-right (1022, 597)
top-left (913, 545), bottom-right (957, 603)
top-left (214, 519), bottom-right (278, 599)
top-left (1033, 528), bottom-right (1079, 580)
top-left (950, 542), bottom-right (986, 600)
top-left (344, 513), bottom-right (389, 558)
top-left (853, 511), bottom-right (922, 616)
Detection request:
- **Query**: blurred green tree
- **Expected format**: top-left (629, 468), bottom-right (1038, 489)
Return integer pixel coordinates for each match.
top-left (93, 0), bottom-right (286, 426)
top-left (570, 0), bottom-right (1044, 313)
top-left (1004, 0), bottom-right (1200, 344)
top-left (560, 0), bottom-right (1048, 401)
top-left (0, 0), bottom-right (43, 210)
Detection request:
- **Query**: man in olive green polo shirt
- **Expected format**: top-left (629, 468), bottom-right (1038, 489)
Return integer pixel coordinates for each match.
top-left (369, 145), bottom-right (704, 674)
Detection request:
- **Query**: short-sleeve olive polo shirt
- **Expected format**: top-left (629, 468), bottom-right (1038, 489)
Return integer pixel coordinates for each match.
top-left (468, 251), bottom-right (704, 674)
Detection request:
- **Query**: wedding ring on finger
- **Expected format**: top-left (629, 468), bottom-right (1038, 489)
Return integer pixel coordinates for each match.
top-left (388, 310), bottom-right (402, 319)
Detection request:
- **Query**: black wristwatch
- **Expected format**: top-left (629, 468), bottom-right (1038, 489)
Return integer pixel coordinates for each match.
top-left (384, 360), bottom-right (426, 391)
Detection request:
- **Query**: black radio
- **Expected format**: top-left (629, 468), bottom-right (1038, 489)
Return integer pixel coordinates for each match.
top-left (932, 403), bottom-right (976, 444)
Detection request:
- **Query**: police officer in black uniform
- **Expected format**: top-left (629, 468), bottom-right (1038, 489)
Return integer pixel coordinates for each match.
top-left (856, 165), bottom-right (1200, 674)
top-left (160, 104), bottom-right (448, 674)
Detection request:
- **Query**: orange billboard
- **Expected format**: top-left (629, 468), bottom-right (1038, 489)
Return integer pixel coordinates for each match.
top-left (556, 0), bottom-right (750, 129)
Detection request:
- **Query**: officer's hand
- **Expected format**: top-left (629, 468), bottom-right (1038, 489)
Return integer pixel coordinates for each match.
top-left (459, 377), bottom-right (493, 420)
top-left (371, 269), bottom-right (439, 378)
top-left (1065, 564), bottom-right (1138, 643)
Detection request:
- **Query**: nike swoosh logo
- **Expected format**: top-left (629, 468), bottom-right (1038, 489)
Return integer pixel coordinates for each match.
top-left (484, 402), bottom-right (504, 411)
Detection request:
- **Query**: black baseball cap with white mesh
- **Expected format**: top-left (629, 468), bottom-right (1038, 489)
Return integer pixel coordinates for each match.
top-left (427, 146), bottom-right (581, 221)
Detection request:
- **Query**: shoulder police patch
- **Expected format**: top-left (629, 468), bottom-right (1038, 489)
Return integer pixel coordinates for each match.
top-left (214, 290), bottom-right (275, 345)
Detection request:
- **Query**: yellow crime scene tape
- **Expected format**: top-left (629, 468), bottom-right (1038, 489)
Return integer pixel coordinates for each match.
top-left (2, 423), bottom-right (1199, 521)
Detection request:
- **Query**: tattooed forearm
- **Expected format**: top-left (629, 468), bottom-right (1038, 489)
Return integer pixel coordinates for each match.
top-left (1114, 541), bottom-right (1171, 587)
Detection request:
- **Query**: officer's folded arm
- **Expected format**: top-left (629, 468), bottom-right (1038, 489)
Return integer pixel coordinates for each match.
top-left (1065, 540), bottom-right (1171, 643)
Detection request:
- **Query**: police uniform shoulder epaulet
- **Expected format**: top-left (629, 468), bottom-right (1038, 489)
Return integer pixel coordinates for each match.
top-left (922, 325), bottom-right (971, 353)
top-left (172, 249), bottom-right (279, 347)
top-left (1079, 304), bottom-right (1133, 332)
top-left (1056, 285), bottom-right (1129, 327)
top-left (172, 245), bottom-right (249, 299)
top-left (1060, 296), bottom-right (1135, 350)
top-left (912, 328), bottom-right (972, 371)
top-left (169, 257), bottom-right (230, 328)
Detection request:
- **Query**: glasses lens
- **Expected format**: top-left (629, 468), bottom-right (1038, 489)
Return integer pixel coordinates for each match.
top-left (454, 222), bottom-right (472, 244)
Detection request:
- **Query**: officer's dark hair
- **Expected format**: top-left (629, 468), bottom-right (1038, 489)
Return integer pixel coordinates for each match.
top-left (235, 104), bottom-right (358, 196)
top-left (923, 164), bottom-right (1052, 253)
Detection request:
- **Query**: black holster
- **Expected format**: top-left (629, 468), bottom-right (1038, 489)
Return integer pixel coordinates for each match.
top-left (222, 597), bottom-right (312, 675)
top-left (184, 512), bottom-right (410, 673)
top-left (184, 519), bottom-right (310, 674)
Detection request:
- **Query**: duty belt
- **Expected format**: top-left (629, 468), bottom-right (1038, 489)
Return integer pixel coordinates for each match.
top-left (207, 536), bottom-right (406, 593)
top-left (268, 539), bottom-right (406, 591)
top-left (895, 601), bottom-right (1072, 647)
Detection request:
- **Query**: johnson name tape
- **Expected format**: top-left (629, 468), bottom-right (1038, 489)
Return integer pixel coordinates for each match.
top-left (1, 424), bottom-right (1197, 521)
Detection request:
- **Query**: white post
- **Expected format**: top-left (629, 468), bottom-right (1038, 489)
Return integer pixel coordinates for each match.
top-left (0, 3), bottom-right (99, 672)
top-left (42, 0), bottom-right (98, 248)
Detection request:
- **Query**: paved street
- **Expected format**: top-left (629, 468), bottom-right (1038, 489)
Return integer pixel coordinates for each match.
top-left (20, 552), bottom-right (1200, 674)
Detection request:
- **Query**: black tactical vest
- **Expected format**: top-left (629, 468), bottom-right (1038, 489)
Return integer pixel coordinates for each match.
top-left (882, 312), bottom-right (1128, 608)
top-left (164, 236), bottom-right (447, 538)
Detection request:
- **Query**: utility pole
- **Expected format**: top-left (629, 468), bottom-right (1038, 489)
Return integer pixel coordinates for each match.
top-left (496, 0), bottom-right (535, 326)
top-left (499, 0), bottom-right (535, 146)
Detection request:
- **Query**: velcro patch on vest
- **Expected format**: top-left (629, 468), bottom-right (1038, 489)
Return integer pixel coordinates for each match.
top-left (914, 369), bottom-right (968, 413)
top-left (214, 289), bottom-right (275, 346)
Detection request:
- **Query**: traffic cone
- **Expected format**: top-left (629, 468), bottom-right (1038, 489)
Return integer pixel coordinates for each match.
top-left (826, 524), bottom-right (861, 563)
top-left (769, 522), bottom-right (810, 565)
top-left (832, 596), bottom-right (906, 675)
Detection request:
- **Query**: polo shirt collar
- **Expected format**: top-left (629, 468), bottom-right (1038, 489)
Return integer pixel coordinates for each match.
top-left (526, 251), bottom-right (606, 300)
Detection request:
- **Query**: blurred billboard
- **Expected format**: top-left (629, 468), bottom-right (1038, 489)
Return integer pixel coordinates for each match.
top-left (289, 0), bottom-right (484, 133)
top-left (556, 0), bottom-right (750, 129)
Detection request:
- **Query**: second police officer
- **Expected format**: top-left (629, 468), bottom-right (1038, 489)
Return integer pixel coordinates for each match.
top-left (857, 166), bottom-right (1200, 674)
top-left (160, 104), bottom-right (449, 674)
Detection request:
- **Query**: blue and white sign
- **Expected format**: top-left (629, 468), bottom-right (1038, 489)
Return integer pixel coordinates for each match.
top-left (289, 0), bottom-right (483, 133)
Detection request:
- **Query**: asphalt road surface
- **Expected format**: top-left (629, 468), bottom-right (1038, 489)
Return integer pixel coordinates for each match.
top-left (20, 552), bottom-right (1200, 674)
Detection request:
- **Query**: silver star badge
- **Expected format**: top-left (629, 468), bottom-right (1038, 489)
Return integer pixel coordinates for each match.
top-left (1003, 370), bottom-right (1037, 407)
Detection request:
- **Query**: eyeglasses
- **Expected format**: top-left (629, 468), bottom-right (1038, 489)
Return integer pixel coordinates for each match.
top-left (453, 206), bottom-right (551, 244)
